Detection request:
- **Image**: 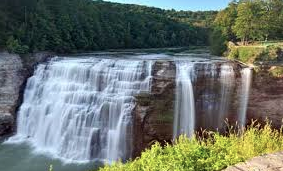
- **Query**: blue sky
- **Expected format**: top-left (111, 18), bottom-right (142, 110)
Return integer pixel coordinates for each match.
top-left (105, 0), bottom-right (232, 11)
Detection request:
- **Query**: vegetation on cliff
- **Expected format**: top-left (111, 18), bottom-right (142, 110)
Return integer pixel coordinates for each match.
top-left (210, 0), bottom-right (283, 56)
top-left (100, 122), bottom-right (283, 171)
top-left (228, 42), bottom-right (283, 63)
top-left (0, 0), bottom-right (216, 54)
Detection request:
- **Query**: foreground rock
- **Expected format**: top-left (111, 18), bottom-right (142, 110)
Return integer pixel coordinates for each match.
top-left (0, 52), bottom-right (51, 137)
top-left (224, 151), bottom-right (283, 171)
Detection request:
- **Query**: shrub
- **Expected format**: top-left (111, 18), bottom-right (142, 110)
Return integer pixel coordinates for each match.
top-left (99, 121), bottom-right (283, 171)
top-left (227, 46), bottom-right (239, 60)
top-left (6, 36), bottom-right (29, 54)
top-left (269, 66), bottom-right (283, 78)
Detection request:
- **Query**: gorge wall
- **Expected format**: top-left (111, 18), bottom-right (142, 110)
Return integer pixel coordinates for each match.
top-left (247, 65), bottom-right (283, 128)
top-left (0, 53), bottom-right (282, 162)
top-left (0, 52), bottom-right (51, 137)
top-left (133, 60), bottom-right (251, 156)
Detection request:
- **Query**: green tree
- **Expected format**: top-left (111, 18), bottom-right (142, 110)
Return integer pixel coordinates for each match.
top-left (6, 36), bottom-right (29, 54)
top-left (210, 27), bottom-right (227, 56)
top-left (214, 1), bottom-right (237, 41)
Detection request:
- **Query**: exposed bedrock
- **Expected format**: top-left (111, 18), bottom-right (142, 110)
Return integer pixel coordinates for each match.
top-left (247, 65), bottom-right (283, 128)
top-left (0, 52), bottom-right (282, 160)
top-left (0, 52), bottom-right (52, 137)
top-left (133, 61), bottom-right (176, 157)
top-left (133, 61), bottom-right (246, 157)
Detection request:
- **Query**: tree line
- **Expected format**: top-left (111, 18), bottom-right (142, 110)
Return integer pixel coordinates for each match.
top-left (211, 0), bottom-right (283, 55)
top-left (0, 0), bottom-right (216, 54)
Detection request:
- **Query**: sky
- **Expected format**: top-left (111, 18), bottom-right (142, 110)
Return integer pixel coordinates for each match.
top-left (105, 0), bottom-right (232, 11)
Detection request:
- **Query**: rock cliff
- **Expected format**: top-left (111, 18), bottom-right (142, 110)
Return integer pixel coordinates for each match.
top-left (0, 53), bottom-right (282, 159)
top-left (0, 53), bottom-right (25, 136)
top-left (133, 61), bottom-right (176, 157)
top-left (0, 52), bottom-right (51, 137)
top-left (247, 65), bottom-right (283, 128)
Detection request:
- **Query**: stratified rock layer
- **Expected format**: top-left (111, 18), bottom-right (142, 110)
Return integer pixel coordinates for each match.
top-left (0, 54), bottom-right (25, 136)
top-left (247, 65), bottom-right (283, 128)
top-left (0, 52), bottom-right (51, 137)
top-left (133, 61), bottom-right (176, 157)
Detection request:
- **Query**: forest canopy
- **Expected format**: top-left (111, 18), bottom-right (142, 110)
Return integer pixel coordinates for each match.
top-left (0, 0), bottom-right (216, 54)
top-left (211, 0), bottom-right (283, 55)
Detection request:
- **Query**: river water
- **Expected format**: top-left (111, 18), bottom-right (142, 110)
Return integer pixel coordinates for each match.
top-left (0, 143), bottom-right (99, 171)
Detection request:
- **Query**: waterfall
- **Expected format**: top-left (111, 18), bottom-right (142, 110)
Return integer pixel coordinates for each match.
top-left (174, 61), bottom-right (195, 139)
top-left (218, 64), bottom-right (235, 127)
top-left (238, 67), bottom-right (252, 126)
top-left (173, 61), bottom-right (251, 138)
top-left (8, 57), bottom-right (153, 163)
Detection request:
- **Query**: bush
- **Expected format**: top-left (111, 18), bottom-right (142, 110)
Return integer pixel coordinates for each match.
top-left (228, 46), bottom-right (239, 59)
top-left (266, 46), bottom-right (283, 62)
top-left (269, 66), bottom-right (283, 78)
top-left (6, 36), bottom-right (29, 54)
top-left (99, 122), bottom-right (283, 171)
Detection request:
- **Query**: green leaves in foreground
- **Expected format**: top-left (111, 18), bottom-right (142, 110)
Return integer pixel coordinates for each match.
top-left (100, 122), bottom-right (283, 171)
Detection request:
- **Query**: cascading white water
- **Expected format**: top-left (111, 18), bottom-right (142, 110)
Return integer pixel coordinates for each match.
top-left (218, 64), bottom-right (235, 127)
top-left (173, 61), bottom-right (252, 138)
top-left (174, 61), bottom-right (195, 139)
top-left (238, 67), bottom-right (252, 126)
top-left (7, 57), bottom-right (153, 163)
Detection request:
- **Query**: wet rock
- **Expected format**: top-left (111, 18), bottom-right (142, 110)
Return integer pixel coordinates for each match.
top-left (133, 61), bottom-right (176, 157)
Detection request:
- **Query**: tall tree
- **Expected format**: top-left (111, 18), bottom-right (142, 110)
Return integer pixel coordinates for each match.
top-left (233, 0), bottom-right (264, 44)
top-left (214, 1), bottom-right (238, 41)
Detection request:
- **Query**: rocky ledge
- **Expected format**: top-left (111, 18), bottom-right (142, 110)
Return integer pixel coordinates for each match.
top-left (0, 52), bottom-right (52, 137)
top-left (224, 151), bottom-right (283, 171)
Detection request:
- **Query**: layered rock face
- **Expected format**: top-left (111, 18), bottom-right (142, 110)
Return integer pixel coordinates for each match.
top-left (133, 61), bottom-right (249, 156)
top-left (1, 52), bottom-right (282, 160)
top-left (193, 62), bottom-right (244, 131)
top-left (133, 61), bottom-right (176, 157)
top-left (0, 52), bottom-right (51, 137)
top-left (0, 54), bottom-right (25, 136)
top-left (247, 65), bottom-right (283, 128)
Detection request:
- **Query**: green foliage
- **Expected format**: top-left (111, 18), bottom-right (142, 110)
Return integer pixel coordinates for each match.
top-left (209, 28), bottom-right (227, 56)
top-left (228, 44), bottom-right (283, 63)
top-left (6, 36), bottom-right (29, 54)
top-left (233, 1), bottom-right (266, 43)
top-left (99, 122), bottom-right (283, 171)
top-left (269, 66), bottom-right (283, 78)
top-left (212, 0), bottom-right (283, 55)
top-left (228, 46), bottom-right (265, 63)
top-left (214, 1), bottom-right (237, 41)
top-left (0, 0), bottom-right (216, 54)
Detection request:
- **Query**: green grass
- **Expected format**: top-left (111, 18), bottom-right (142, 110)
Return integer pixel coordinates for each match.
top-left (228, 43), bottom-right (283, 64)
top-left (99, 121), bottom-right (283, 171)
top-left (228, 46), bottom-right (266, 63)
